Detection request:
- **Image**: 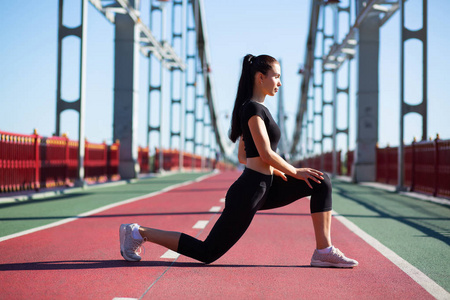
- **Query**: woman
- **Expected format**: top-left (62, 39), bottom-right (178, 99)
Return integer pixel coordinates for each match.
top-left (119, 54), bottom-right (358, 268)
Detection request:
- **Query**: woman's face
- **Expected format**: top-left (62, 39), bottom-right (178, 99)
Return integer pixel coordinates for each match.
top-left (260, 63), bottom-right (282, 97)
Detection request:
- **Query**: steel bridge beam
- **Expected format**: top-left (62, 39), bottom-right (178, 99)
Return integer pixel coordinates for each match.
top-left (55, 0), bottom-right (88, 187)
top-left (291, 0), bottom-right (321, 156)
top-left (89, 0), bottom-right (185, 70)
top-left (398, 0), bottom-right (427, 191)
top-left (276, 60), bottom-right (290, 158)
top-left (190, 0), bottom-right (235, 163)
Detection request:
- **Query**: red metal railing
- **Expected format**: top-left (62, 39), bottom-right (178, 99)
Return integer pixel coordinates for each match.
top-left (107, 141), bottom-right (120, 181)
top-left (84, 140), bottom-right (109, 184)
top-left (375, 145), bottom-right (398, 185)
top-left (294, 151), bottom-right (342, 175)
top-left (436, 138), bottom-right (450, 198)
top-left (376, 136), bottom-right (450, 198)
top-left (151, 148), bottom-right (235, 172)
top-left (346, 151), bottom-right (354, 176)
top-left (293, 137), bottom-right (449, 199)
top-left (1, 130), bottom-right (236, 193)
top-left (138, 146), bottom-right (150, 173)
top-left (0, 130), bottom-right (120, 193)
top-left (0, 131), bottom-right (40, 192)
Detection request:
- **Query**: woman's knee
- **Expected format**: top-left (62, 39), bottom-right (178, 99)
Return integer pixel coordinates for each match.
top-left (310, 172), bottom-right (332, 213)
top-left (321, 173), bottom-right (332, 191)
top-left (201, 253), bottom-right (221, 265)
top-left (311, 172), bottom-right (332, 194)
top-left (198, 245), bottom-right (226, 264)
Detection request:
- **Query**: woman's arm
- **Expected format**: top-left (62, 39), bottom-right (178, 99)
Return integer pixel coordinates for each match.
top-left (248, 116), bottom-right (296, 175)
top-left (248, 116), bottom-right (323, 188)
top-left (273, 168), bottom-right (288, 181)
top-left (238, 136), bottom-right (247, 165)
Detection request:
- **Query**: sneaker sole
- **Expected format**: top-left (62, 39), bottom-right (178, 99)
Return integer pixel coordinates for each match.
top-left (119, 224), bottom-right (141, 262)
top-left (311, 260), bottom-right (358, 268)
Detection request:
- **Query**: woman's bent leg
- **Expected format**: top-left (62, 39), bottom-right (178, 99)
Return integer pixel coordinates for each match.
top-left (260, 173), bottom-right (333, 249)
top-left (258, 173), bottom-right (357, 267)
top-left (311, 211), bottom-right (332, 249)
top-left (260, 173), bottom-right (332, 213)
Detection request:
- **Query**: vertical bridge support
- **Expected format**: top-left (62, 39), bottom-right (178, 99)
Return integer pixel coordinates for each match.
top-left (56, 0), bottom-right (88, 187)
top-left (320, 6), bottom-right (335, 171)
top-left (169, 0), bottom-right (186, 169)
top-left (353, 2), bottom-right (380, 182)
top-left (147, 1), bottom-right (167, 173)
top-left (113, 0), bottom-right (140, 179)
top-left (398, 0), bottom-right (428, 191)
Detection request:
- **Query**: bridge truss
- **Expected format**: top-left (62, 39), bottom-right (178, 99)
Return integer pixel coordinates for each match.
top-left (292, 0), bottom-right (427, 188)
top-left (55, 0), bottom-right (234, 181)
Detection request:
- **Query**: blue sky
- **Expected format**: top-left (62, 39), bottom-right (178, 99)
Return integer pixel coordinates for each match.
top-left (0, 0), bottom-right (449, 157)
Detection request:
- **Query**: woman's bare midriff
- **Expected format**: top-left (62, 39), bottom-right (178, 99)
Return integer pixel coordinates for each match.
top-left (246, 157), bottom-right (273, 175)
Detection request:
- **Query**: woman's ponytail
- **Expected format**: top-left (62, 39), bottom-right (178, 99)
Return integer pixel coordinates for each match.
top-left (229, 54), bottom-right (255, 143)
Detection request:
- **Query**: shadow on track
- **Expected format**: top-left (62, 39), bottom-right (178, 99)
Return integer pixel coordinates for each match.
top-left (0, 212), bottom-right (310, 222)
top-left (0, 260), bottom-right (312, 271)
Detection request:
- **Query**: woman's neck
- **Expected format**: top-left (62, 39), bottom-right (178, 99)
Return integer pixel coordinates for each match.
top-left (252, 87), bottom-right (266, 103)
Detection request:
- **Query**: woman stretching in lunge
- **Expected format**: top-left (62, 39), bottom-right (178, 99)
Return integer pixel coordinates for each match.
top-left (119, 54), bottom-right (358, 268)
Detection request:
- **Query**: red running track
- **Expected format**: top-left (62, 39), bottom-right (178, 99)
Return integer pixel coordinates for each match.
top-left (0, 171), bottom-right (434, 299)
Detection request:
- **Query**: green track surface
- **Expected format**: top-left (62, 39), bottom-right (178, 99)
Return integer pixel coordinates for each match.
top-left (332, 180), bottom-right (450, 292)
top-left (0, 172), bottom-right (209, 238)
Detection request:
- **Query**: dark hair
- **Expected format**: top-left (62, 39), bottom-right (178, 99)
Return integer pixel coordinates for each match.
top-left (229, 54), bottom-right (278, 143)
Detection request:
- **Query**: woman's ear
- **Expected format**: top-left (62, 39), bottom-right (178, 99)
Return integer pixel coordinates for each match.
top-left (255, 72), bottom-right (264, 84)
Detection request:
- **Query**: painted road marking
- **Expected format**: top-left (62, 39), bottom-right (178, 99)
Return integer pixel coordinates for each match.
top-left (112, 298), bottom-right (137, 300)
top-left (160, 250), bottom-right (180, 259)
top-left (0, 172), bottom-right (218, 243)
top-left (333, 210), bottom-right (450, 300)
top-left (193, 220), bottom-right (209, 229)
top-left (209, 206), bottom-right (221, 212)
top-left (140, 201), bottom-right (224, 298)
top-left (219, 198), bottom-right (225, 203)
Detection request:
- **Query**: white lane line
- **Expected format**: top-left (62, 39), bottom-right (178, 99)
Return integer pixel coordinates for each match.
top-left (0, 172), bottom-right (219, 243)
top-left (193, 220), bottom-right (209, 229)
top-left (160, 250), bottom-right (180, 259)
top-left (209, 206), bottom-right (221, 212)
top-left (112, 298), bottom-right (137, 300)
top-left (219, 198), bottom-right (225, 203)
top-left (333, 210), bottom-right (450, 300)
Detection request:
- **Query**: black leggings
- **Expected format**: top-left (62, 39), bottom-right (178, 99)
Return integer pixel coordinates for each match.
top-left (177, 168), bottom-right (332, 264)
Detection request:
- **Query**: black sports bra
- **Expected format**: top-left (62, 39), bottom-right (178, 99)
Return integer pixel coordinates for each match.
top-left (240, 101), bottom-right (281, 158)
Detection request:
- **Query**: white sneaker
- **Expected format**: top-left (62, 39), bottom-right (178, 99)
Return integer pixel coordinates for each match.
top-left (119, 223), bottom-right (145, 261)
top-left (311, 246), bottom-right (358, 268)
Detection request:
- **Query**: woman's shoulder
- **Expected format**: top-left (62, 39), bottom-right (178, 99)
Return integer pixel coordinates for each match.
top-left (241, 101), bottom-right (267, 119)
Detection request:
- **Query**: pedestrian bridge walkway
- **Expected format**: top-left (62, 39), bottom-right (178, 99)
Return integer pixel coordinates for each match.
top-left (0, 171), bottom-right (448, 299)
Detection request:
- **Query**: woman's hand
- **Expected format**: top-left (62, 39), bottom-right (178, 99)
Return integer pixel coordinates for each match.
top-left (273, 169), bottom-right (287, 181)
top-left (294, 168), bottom-right (324, 189)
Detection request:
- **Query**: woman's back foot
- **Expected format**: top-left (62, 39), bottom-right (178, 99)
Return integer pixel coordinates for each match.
top-left (119, 223), bottom-right (145, 262)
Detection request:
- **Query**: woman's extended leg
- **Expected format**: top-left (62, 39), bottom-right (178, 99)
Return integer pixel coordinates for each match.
top-left (119, 168), bottom-right (272, 264)
top-left (139, 227), bottom-right (181, 252)
top-left (119, 225), bottom-right (181, 262)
